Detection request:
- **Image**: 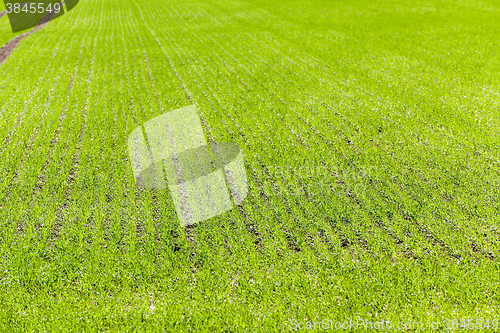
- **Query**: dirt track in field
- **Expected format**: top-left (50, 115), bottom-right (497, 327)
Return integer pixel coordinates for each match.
top-left (0, 10), bottom-right (6, 19)
top-left (0, 10), bottom-right (56, 65)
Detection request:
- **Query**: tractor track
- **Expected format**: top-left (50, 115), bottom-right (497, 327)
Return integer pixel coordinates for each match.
top-left (0, 8), bottom-right (58, 65)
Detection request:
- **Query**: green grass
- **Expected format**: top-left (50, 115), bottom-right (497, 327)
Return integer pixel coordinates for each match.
top-left (1, 0), bottom-right (500, 331)
top-left (0, 13), bottom-right (25, 46)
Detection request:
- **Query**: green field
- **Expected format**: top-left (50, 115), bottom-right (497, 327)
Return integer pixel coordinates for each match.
top-left (1, 0), bottom-right (500, 331)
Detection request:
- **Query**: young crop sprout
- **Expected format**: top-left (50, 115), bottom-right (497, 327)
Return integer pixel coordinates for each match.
top-left (128, 105), bottom-right (248, 226)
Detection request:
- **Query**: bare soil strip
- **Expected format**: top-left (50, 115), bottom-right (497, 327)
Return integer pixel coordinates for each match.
top-left (0, 10), bottom-right (6, 19)
top-left (0, 10), bottom-right (55, 65)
